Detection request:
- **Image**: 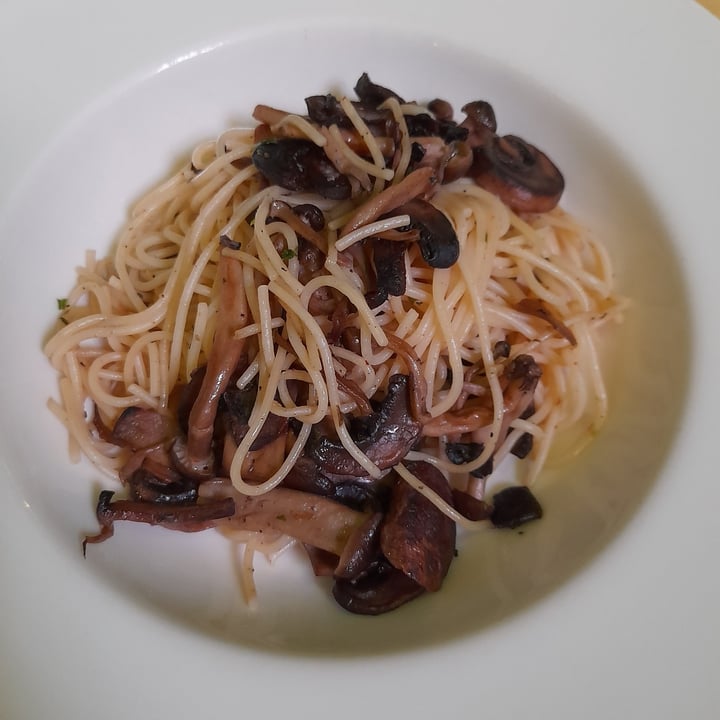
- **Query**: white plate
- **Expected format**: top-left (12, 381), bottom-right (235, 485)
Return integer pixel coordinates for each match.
top-left (1, 1), bottom-right (719, 718)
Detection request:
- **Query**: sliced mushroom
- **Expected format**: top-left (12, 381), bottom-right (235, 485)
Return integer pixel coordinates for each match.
top-left (445, 441), bottom-right (494, 479)
top-left (307, 375), bottom-right (422, 478)
top-left (332, 559), bottom-right (425, 615)
top-left (490, 486), bottom-right (543, 529)
top-left (110, 407), bottom-right (174, 450)
top-left (268, 200), bottom-right (328, 254)
top-left (202, 484), bottom-right (369, 557)
top-left (451, 489), bottom-right (492, 521)
top-left (516, 297), bottom-right (577, 345)
top-left (252, 139), bottom-right (352, 200)
top-left (372, 237), bottom-right (407, 299)
top-left (305, 94), bottom-right (354, 127)
top-left (460, 100), bottom-right (497, 148)
top-left (442, 140), bottom-right (474, 183)
top-left (178, 252), bottom-right (248, 478)
top-left (392, 198), bottom-right (459, 268)
top-left (292, 202), bottom-right (326, 231)
top-left (510, 432), bottom-right (534, 459)
top-left (354, 72), bottom-right (405, 106)
top-left (380, 461), bottom-right (456, 592)
top-left (335, 511), bottom-right (383, 580)
top-left (281, 455), bottom-right (335, 496)
top-left (472, 134), bottom-right (565, 213)
top-left (127, 467), bottom-right (199, 505)
top-left (424, 354), bottom-right (541, 439)
top-left (222, 382), bottom-right (289, 450)
top-left (82, 490), bottom-right (235, 551)
top-left (340, 166), bottom-right (435, 236)
top-left (428, 98), bottom-right (454, 122)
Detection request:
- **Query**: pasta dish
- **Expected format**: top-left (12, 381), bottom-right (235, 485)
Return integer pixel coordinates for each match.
top-left (44, 74), bottom-right (623, 614)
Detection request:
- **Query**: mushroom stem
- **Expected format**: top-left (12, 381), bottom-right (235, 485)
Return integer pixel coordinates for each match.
top-left (339, 166), bottom-right (436, 236)
top-left (184, 252), bottom-right (248, 471)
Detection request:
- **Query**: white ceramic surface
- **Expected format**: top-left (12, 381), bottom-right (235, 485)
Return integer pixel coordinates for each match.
top-left (1, 1), bottom-right (718, 718)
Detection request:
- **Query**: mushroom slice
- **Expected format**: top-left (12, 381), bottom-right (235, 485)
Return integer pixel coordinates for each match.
top-left (111, 407), bottom-right (174, 450)
top-left (445, 442), bottom-right (494, 479)
top-left (393, 198), bottom-right (459, 268)
top-left (380, 461), bottom-right (456, 592)
top-left (251, 139), bottom-right (352, 200)
top-left (127, 467), bottom-right (199, 505)
top-left (340, 166), bottom-right (435, 236)
top-left (307, 375), bottom-right (422, 478)
top-left (207, 485), bottom-right (369, 557)
top-left (451, 489), bottom-right (492, 521)
top-left (372, 237), bottom-right (407, 300)
top-left (460, 100), bottom-right (497, 148)
top-left (490, 486), bottom-right (543, 529)
top-left (516, 297), bottom-right (577, 346)
top-left (332, 559), bottom-right (424, 615)
top-left (335, 511), bottom-right (383, 580)
top-left (354, 72), bottom-right (405, 106)
top-left (82, 490), bottom-right (235, 551)
top-left (472, 134), bottom-right (565, 213)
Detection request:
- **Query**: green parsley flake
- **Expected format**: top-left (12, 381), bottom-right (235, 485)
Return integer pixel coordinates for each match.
top-left (280, 248), bottom-right (296, 261)
top-left (57, 298), bottom-right (68, 311)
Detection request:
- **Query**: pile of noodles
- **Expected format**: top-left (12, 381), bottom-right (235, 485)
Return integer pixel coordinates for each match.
top-left (44, 88), bottom-right (623, 603)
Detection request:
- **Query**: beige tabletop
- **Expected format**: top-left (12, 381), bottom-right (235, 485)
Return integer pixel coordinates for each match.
top-left (697, 0), bottom-right (720, 17)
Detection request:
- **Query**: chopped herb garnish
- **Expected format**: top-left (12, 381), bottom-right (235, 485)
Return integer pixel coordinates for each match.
top-left (57, 298), bottom-right (68, 311)
top-left (280, 248), bottom-right (296, 261)
top-left (276, 514), bottom-right (287, 522)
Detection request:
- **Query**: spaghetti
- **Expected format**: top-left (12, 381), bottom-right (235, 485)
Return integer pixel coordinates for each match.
top-left (46, 74), bottom-right (623, 614)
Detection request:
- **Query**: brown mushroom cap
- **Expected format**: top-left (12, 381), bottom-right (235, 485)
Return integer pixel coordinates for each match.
top-left (251, 139), bottom-right (352, 200)
top-left (472, 134), bottom-right (565, 213)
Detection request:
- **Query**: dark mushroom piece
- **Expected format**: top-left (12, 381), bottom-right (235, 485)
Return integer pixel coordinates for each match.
top-left (422, 354), bottom-right (541, 439)
top-left (354, 72), bottom-right (405, 106)
top-left (82, 490), bottom-right (235, 552)
top-left (127, 467), bottom-right (199, 505)
top-left (392, 198), bottom-right (459, 268)
top-left (222, 381), bottom-right (289, 451)
top-left (201, 483), bottom-right (370, 557)
top-left (172, 252), bottom-right (248, 479)
top-left (442, 140), bottom-right (474, 183)
top-left (428, 98), bottom-right (454, 122)
top-left (460, 100), bottom-right (497, 148)
top-left (490, 485), bottom-right (543, 529)
top-left (292, 203), bottom-right (326, 231)
top-left (332, 558), bottom-right (425, 615)
top-left (403, 113), bottom-right (468, 144)
top-left (251, 139), bottom-right (352, 200)
top-left (516, 297), bottom-right (577, 345)
top-left (472, 134), bottom-right (565, 213)
top-left (335, 511), bottom-right (383, 580)
top-left (306, 374), bottom-right (422, 479)
top-left (451, 489), bottom-right (492, 521)
top-left (111, 407), bottom-right (174, 450)
top-left (370, 237), bottom-right (407, 304)
top-left (383, 334), bottom-right (428, 422)
top-left (305, 94), bottom-right (393, 135)
top-left (380, 461), bottom-right (456, 592)
top-left (281, 455), bottom-right (336, 496)
top-left (445, 441), bottom-right (494, 479)
top-left (510, 431), bottom-right (534, 459)
top-left (305, 94), bottom-right (354, 128)
top-left (339, 166), bottom-right (435, 236)
top-left (268, 200), bottom-right (328, 254)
